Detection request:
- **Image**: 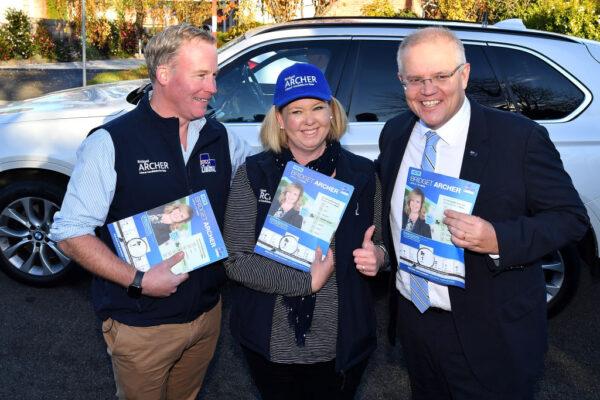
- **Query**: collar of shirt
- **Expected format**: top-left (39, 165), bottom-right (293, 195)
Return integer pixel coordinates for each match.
top-left (416, 97), bottom-right (471, 148)
top-left (182, 118), bottom-right (206, 165)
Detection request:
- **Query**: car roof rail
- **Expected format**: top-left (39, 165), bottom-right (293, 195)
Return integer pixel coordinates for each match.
top-left (246, 16), bottom-right (579, 44)
top-left (493, 18), bottom-right (527, 30)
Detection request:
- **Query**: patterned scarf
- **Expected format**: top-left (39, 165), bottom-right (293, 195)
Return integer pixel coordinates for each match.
top-left (271, 140), bottom-right (340, 346)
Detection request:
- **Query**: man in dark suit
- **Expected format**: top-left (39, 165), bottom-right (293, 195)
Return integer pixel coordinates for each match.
top-left (377, 27), bottom-right (589, 399)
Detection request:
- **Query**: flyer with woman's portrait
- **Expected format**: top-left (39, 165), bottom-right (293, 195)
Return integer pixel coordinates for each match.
top-left (255, 161), bottom-right (354, 272)
top-left (398, 167), bottom-right (480, 288)
top-left (107, 190), bottom-right (228, 275)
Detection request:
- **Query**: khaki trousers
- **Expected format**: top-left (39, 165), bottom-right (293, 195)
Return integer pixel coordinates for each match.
top-left (102, 300), bottom-right (221, 400)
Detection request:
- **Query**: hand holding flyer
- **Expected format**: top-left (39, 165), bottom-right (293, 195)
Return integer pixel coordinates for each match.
top-left (108, 190), bottom-right (228, 275)
top-left (398, 168), bottom-right (480, 288)
top-left (255, 161), bottom-right (354, 272)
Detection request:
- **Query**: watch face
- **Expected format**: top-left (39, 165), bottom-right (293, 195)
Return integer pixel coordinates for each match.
top-left (278, 235), bottom-right (298, 254)
top-left (416, 247), bottom-right (434, 268)
top-left (126, 238), bottom-right (148, 259)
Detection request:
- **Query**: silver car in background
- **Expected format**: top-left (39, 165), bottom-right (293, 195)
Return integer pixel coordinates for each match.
top-left (0, 17), bottom-right (598, 316)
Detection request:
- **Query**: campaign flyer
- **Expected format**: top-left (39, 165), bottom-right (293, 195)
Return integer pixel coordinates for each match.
top-left (255, 161), bottom-right (354, 272)
top-left (398, 167), bottom-right (480, 288)
top-left (108, 190), bottom-right (228, 275)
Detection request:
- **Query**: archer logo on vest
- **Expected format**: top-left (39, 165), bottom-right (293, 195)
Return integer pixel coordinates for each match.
top-left (258, 189), bottom-right (272, 204)
top-left (137, 159), bottom-right (169, 175)
top-left (200, 153), bottom-right (216, 173)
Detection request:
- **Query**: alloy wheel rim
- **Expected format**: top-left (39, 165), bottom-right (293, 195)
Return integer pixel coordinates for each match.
top-left (0, 196), bottom-right (70, 277)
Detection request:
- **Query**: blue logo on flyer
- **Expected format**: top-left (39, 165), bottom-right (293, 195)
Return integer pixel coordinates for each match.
top-left (200, 153), bottom-right (216, 173)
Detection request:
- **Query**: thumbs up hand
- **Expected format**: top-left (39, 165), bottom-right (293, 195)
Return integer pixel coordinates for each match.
top-left (352, 225), bottom-right (384, 277)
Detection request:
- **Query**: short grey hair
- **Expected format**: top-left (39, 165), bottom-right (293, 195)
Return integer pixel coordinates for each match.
top-left (144, 23), bottom-right (216, 83)
top-left (397, 27), bottom-right (466, 75)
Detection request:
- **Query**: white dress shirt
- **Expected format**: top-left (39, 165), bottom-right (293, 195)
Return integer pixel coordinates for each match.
top-left (390, 98), bottom-right (471, 311)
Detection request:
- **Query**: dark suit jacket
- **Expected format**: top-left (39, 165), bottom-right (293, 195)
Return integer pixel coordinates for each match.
top-left (279, 207), bottom-right (303, 229)
top-left (377, 100), bottom-right (589, 392)
top-left (402, 213), bottom-right (431, 238)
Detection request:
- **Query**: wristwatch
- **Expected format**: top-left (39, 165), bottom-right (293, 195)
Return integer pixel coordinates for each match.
top-left (127, 270), bottom-right (145, 298)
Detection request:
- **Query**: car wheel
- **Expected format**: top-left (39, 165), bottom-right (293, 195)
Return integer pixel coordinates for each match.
top-left (0, 180), bottom-right (73, 286)
top-left (544, 244), bottom-right (581, 317)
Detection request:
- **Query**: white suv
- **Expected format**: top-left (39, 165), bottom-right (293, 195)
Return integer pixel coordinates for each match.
top-left (0, 18), bottom-right (598, 316)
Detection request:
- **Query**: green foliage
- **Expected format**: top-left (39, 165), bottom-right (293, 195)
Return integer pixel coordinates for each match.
top-left (117, 21), bottom-right (139, 55)
top-left (361, 0), bottom-right (397, 16)
top-left (54, 37), bottom-right (80, 62)
top-left (89, 65), bottom-right (148, 84)
top-left (360, 0), bottom-right (418, 18)
top-left (46, 0), bottom-right (69, 19)
top-left (216, 22), bottom-right (263, 47)
top-left (520, 0), bottom-right (600, 40)
top-left (33, 24), bottom-right (57, 60)
top-left (0, 27), bottom-right (13, 61)
top-left (87, 17), bottom-right (112, 56)
top-left (431, 0), bottom-right (600, 40)
top-left (5, 8), bottom-right (35, 59)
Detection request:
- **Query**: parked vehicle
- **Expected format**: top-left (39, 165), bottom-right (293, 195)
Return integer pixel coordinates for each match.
top-left (0, 17), bottom-right (598, 316)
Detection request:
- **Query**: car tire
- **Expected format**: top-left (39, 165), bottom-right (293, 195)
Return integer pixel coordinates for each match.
top-left (544, 244), bottom-right (581, 318)
top-left (0, 180), bottom-right (73, 286)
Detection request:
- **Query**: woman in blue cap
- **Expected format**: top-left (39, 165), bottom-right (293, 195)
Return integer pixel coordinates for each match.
top-left (224, 63), bottom-right (387, 399)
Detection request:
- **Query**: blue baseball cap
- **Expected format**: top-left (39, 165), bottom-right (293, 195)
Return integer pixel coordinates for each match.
top-left (273, 63), bottom-right (332, 108)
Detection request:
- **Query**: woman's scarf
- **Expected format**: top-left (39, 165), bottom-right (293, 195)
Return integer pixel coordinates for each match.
top-left (271, 140), bottom-right (340, 346)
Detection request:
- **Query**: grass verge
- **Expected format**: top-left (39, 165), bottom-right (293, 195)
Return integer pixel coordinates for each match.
top-left (89, 65), bottom-right (148, 84)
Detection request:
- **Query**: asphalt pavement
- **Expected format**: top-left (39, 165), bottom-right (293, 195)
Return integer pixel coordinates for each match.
top-left (0, 266), bottom-right (599, 400)
top-left (0, 58), bottom-right (145, 104)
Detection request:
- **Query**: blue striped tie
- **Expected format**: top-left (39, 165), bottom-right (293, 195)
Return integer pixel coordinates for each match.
top-left (410, 130), bottom-right (440, 313)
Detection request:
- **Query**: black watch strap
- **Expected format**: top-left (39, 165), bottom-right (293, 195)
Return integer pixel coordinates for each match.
top-left (127, 270), bottom-right (144, 298)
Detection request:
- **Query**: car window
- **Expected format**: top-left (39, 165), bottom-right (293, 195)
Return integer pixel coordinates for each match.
top-left (346, 40), bottom-right (406, 122)
top-left (346, 41), bottom-right (509, 122)
top-left (212, 41), bottom-right (348, 123)
top-left (464, 45), bottom-right (510, 111)
top-left (487, 46), bottom-right (585, 120)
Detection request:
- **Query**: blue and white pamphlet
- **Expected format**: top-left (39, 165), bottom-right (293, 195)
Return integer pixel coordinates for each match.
top-left (255, 161), bottom-right (354, 272)
top-left (398, 167), bottom-right (480, 288)
top-left (108, 190), bottom-right (228, 275)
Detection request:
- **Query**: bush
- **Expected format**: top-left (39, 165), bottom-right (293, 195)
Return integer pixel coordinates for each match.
top-left (119, 21), bottom-right (139, 55)
top-left (520, 0), bottom-right (600, 41)
top-left (54, 37), bottom-right (80, 62)
top-left (5, 8), bottom-right (35, 59)
top-left (360, 0), bottom-right (417, 17)
top-left (216, 22), bottom-right (262, 47)
top-left (0, 27), bottom-right (12, 60)
top-left (33, 24), bottom-right (56, 60)
top-left (87, 17), bottom-right (112, 56)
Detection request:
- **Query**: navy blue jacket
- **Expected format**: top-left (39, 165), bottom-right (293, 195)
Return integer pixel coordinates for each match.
top-left (93, 92), bottom-right (231, 326)
top-left (378, 100), bottom-right (589, 392)
top-left (230, 148), bottom-right (377, 372)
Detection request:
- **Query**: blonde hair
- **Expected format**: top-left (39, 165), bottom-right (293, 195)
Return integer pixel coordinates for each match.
top-left (278, 182), bottom-right (304, 211)
top-left (404, 188), bottom-right (427, 219)
top-left (397, 27), bottom-right (466, 75)
top-left (260, 97), bottom-right (348, 153)
top-left (163, 203), bottom-right (193, 230)
top-left (145, 23), bottom-right (216, 83)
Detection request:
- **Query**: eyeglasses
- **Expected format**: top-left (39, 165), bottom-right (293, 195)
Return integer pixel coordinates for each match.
top-left (401, 63), bottom-right (465, 89)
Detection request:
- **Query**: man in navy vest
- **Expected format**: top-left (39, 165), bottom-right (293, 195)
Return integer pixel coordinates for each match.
top-left (51, 24), bottom-right (249, 400)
